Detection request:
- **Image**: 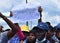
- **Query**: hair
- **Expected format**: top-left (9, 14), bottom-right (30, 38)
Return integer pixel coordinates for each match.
top-left (14, 23), bottom-right (20, 28)
top-left (56, 28), bottom-right (60, 33)
top-left (54, 26), bottom-right (60, 32)
top-left (14, 23), bottom-right (19, 26)
top-left (49, 26), bottom-right (55, 32)
top-left (46, 22), bottom-right (51, 25)
top-left (29, 30), bottom-right (36, 36)
top-left (32, 26), bottom-right (40, 32)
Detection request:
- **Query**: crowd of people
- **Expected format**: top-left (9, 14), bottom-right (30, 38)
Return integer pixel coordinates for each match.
top-left (0, 6), bottom-right (60, 43)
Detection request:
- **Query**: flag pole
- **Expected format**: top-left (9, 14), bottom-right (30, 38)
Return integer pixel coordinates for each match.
top-left (26, 0), bottom-right (28, 3)
top-left (26, 0), bottom-right (28, 26)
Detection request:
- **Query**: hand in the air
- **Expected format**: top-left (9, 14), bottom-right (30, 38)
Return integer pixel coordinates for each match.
top-left (38, 6), bottom-right (42, 13)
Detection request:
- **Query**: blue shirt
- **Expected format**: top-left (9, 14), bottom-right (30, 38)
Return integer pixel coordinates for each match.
top-left (8, 33), bottom-right (20, 43)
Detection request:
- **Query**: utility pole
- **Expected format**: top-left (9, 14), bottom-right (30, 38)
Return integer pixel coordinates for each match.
top-left (26, 21), bottom-right (28, 26)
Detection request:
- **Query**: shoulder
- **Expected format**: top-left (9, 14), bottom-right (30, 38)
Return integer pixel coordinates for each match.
top-left (0, 31), bottom-right (9, 43)
top-left (1, 31), bottom-right (8, 37)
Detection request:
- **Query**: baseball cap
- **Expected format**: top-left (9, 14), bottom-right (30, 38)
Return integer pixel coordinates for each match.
top-left (37, 22), bottom-right (49, 31)
top-left (21, 25), bottom-right (29, 32)
top-left (54, 23), bottom-right (60, 31)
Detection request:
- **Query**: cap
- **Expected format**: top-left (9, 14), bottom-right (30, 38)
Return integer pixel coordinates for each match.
top-left (21, 25), bottom-right (29, 32)
top-left (54, 23), bottom-right (60, 31)
top-left (37, 22), bottom-right (49, 31)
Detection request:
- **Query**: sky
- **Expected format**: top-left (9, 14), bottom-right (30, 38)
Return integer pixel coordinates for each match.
top-left (0, 0), bottom-right (60, 30)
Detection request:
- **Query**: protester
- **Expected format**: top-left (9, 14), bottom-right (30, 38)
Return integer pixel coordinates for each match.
top-left (21, 25), bottom-right (29, 40)
top-left (35, 22), bottom-right (49, 43)
top-left (23, 30), bottom-right (36, 43)
top-left (46, 22), bottom-right (56, 43)
top-left (8, 23), bottom-right (25, 43)
top-left (0, 12), bottom-right (21, 43)
top-left (38, 6), bottom-right (42, 23)
top-left (54, 23), bottom-right (60, 43)
top-left (46, 26), bottom-right (55, 43)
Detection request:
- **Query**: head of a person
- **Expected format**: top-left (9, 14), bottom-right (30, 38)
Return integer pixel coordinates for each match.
top-left (55, 24), bottom-right (60, 40)
top-left (46, 26), bottom-right (54, 38)
top-left (36, 22), bottom-right (49, 41)
top-left (14, 23), bottom-right (19, 27)
top-left (46, 22), bottom-right (51, 26)
top-left (27, 30), bottom-right (36, 43)
top-left (46, 22), bottom-right (55, 38)
top-left (21, 25), bottom-right (29, 37)
top-left (0, 25), bottom-right (3, 32)
top-left (38, 6), bottom-right (42, 13)
top-left (32, 26), bottom-right (39, 33)
top-left (56, 28), bottom-right (60, 40)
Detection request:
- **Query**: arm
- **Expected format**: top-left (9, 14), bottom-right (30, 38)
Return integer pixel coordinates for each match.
top-left (18, 27), bottom-right (25, 40)
top-left (38, 6), bottom-right (42, 23)
top-left (14, 23), bottom-right (25, 40)
top-left (0, 12), bottom-right (18, 38)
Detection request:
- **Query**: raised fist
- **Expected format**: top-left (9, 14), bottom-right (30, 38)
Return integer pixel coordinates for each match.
top-left (10, 11), bottom-right (13, 17)
top-left (38, 6), bottom-right (42, 13)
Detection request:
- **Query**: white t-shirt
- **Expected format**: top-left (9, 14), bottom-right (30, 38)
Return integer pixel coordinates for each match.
top-left (0, 31), bottom-right (8, 43)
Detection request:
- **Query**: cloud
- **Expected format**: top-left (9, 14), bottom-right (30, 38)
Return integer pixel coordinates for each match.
top-left (42, 11), bottom-right (60, 26)
top-left (35, 0), bottom-right (60, 26)
top-left (0, 0), bottom-right (24, 12)
top-left (51, 0), bottom-right (60, 9)
top-left (0, 0), bottom-right (12, 12)
top-left (0, 0), bottom-right (60, 29)
top-left (49, 15), bottom-right (60, 26)
top-left (36, 0), bottom-right (60, 16)
top-left (53, 15), bottom-right (60, 22)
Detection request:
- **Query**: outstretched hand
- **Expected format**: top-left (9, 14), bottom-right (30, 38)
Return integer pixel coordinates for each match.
top-left (38, 6), bottom-right (42, 13)
top-left (10, 11), bottom-right (13, 17)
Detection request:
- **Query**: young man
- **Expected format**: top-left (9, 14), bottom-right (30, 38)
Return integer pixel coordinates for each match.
top-left (8, 23), bottom-right (25, 43)
top-left (46, 22), bottom-right (56, 43)
top-left (35, 22), bottom-right (49, 43)
top-left (55, 23), bottom-right (60, 43)
top-left (0, 12), bottom-right (18, 43)
top-left (55, 28), bottom-right (60, 43)
top-left (46, 26), bottom-right (55, 43)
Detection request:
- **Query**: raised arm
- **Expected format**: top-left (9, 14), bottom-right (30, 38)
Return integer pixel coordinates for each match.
top-left (38, 6), bottom-right (42, 23)
top-left (0, 12), bottom-right (18, 38)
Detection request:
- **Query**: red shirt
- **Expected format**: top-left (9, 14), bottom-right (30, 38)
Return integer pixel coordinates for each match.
top-left (17, 27), bottom-right (25, 40)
